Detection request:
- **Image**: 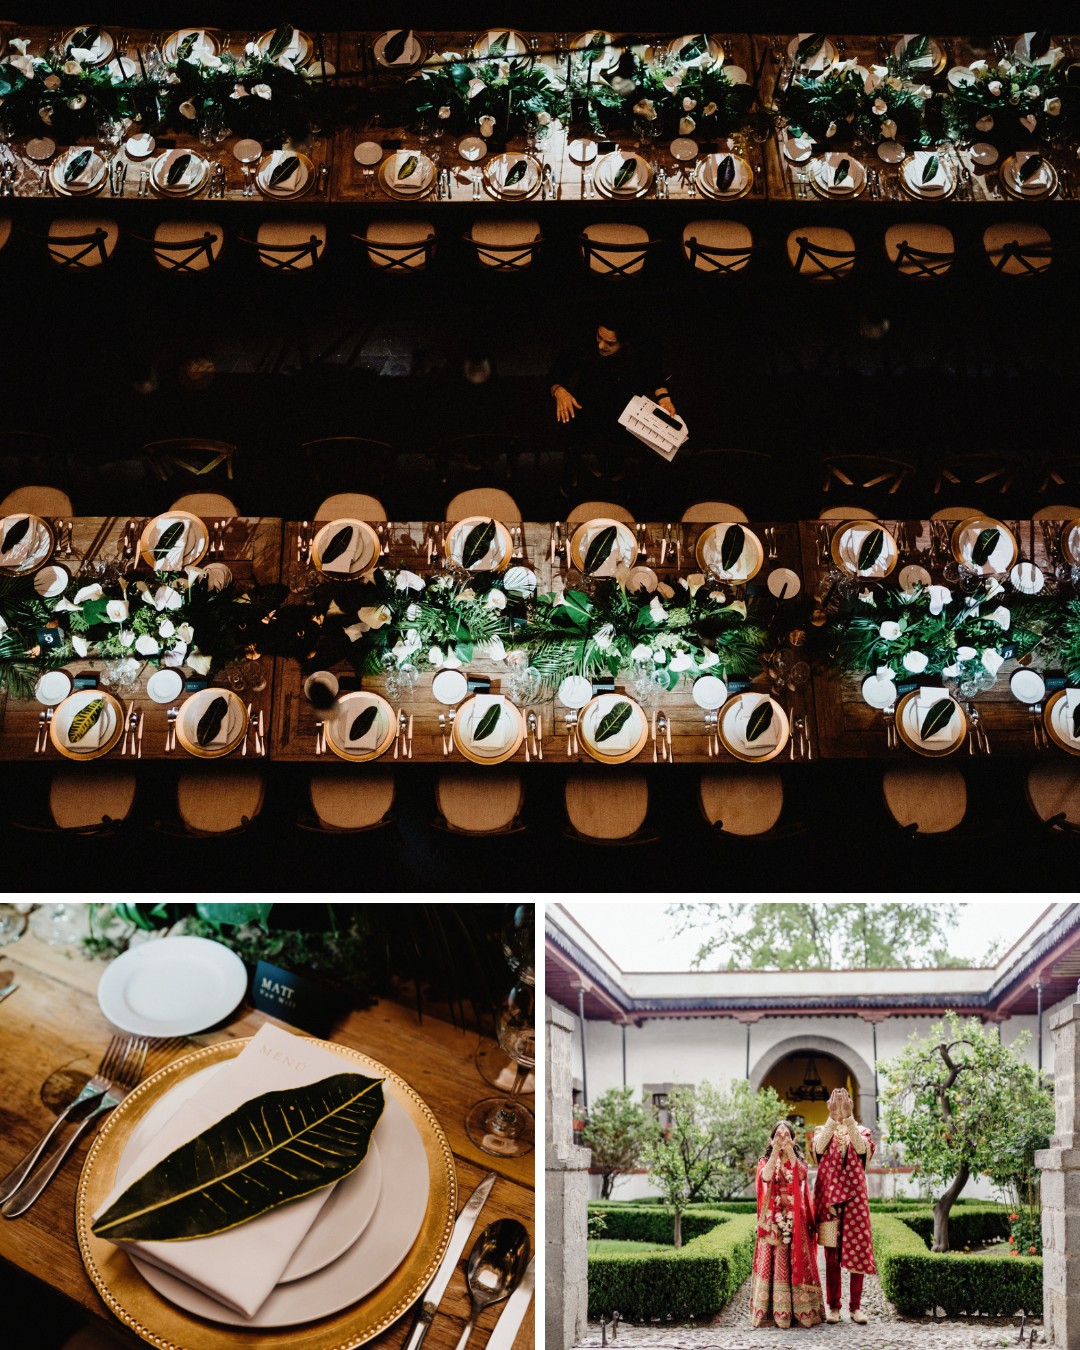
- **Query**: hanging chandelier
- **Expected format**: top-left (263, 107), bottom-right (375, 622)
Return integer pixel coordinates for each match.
top-left (787, 1054), bottom-right (831, 1103)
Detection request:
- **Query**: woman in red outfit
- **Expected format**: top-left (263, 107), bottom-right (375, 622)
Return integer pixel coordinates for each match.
top-left (751, 1121), bottom-right (825, 1328)
top-left (812, 1087), bottom-right (876, 1324)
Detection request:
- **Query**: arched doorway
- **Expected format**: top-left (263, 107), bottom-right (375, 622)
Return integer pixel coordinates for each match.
top-left (750, 1034), bottom-right (878, 1153)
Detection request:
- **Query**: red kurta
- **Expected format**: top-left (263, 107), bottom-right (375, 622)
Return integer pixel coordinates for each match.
top-left (751, 1156), bottom-right (825, 1328)
top-left (812, 1121), bottom-right (877, 1276)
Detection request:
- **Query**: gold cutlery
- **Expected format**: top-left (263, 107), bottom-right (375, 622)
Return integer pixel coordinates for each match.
top-left (166, 706), bottom-right (178, 752)
top-left (136, 711), bottom-right (143, 758)
top-left (447, 707), bottom-right (457, 755)
top-left (651, 709), bottom-right (658, 761)
top-left (243, 701), bottom-right (254, 755)
top-left (121, 701), bottom-right (135, 755)
top-left (407, 713), bottom-right (414, 759)
top-left (33, 710), bottom-right (47, 755)
top-left (257, 708), bottom-right (265, 756)
top-left (314, 720), bottom-right (324, 756)
top-left (439, 713), bottom-right (448, 756)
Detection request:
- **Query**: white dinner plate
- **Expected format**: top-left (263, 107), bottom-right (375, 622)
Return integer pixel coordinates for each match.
top-left (787, 33), bottom-right (837, 71)
top-left (1010, 560), bottom-right (1045, 594)
top-left (353, 140), bottom-right (383, 166)
top-left (862, 673), bottom-right (898, 709)
top-left (724, 63), bottom-right (748, 83)
top-left (900, 692), bottom-right (966, 754)
top-left (811, 152), bottom-right (866, 197)
top-left (783, 134), bottom-right (815, 163)
top-left (697, 521), bottom-right (764, 581)
top-left (35, 669), bottom-right (74, 706)
top-left (557, 675), bottom-right (592, 709)
top-left (899, 564), bottom-right (932, 595)
top-left (768, 567), bottom-right (801, 598)
top-left (876, 141), bottom-right (906, 164)
top-left (970, 142), bottom-right (999, 166)
top-left (34, 562), bottom-right (70, 597)
top-left (692, 675), bottom-right (727, 709)
top-left (947, 64), bottom-right (977, 87)
top-left (97, 936), bottom-right (248, 1036)
top-left (311, 519), bottom-right (379, 577)
top-left (146, 669), bottom-right (184, 704)
top-left (718, 691), bottom-right (790, 761)
top-left (432, 669), bottom-right (468, 705)
top-left (1011, 669), bottom-right (1046, 704)
top-left (232, 138), bottom-right (262, 164)
top-left (669, 137), bottom-right (699, 162)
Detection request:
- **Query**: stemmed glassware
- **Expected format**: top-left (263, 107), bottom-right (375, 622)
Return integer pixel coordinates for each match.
top-left (29, 903), bottom-right (91, 946)
top-left (465, 980), bottom-right (535, 1157)
top-left (476, 906), bottom-right (535, 1093)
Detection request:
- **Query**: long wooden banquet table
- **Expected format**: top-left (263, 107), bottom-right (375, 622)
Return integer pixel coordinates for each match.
top-left (0, 931), bottom-right (534, 1350)
top-left (2, 512), bottom-right (1077, 766)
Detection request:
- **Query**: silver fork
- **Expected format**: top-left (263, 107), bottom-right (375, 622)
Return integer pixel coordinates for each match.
top-left (883, 705), bottom-right (896, 750)
top-left (166, 706), bottom-right (179, 752)
top-left (3, 1038), bottom-right (150, 1217)
top-left (438, 713), bottom-right (448, 756)
top-left (0, 1035), bottom-right (129, 1204)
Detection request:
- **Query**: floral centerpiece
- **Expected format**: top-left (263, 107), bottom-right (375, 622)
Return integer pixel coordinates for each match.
top-left (942, 39), bottom-right (1068, 147)
top-left (0, 35), bottom-right (142, 140)
top-left (778, 55), bottom-right (933, 147)
top-left (629, 46), bottom-right (758, 139)
top-left (402, 51), bottom-right (562, 140)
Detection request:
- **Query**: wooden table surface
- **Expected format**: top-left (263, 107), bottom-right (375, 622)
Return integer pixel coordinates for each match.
top-left (0, 930), bottom-right (534, 1350)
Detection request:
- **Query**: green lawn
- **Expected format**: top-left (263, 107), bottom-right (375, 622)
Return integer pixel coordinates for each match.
top-left (588, 1238), bottom-right (670, 1255)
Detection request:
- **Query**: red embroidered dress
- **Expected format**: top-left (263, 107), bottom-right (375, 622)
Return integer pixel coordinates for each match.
top-left (751, 1155), bottom-right (824, 1328)
top-left (812, 1117), bottom-right (877, 1276)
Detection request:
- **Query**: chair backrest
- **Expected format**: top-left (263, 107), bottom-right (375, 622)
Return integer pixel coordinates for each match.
top-left (983, 223), bottom-right (1052, 276)
top-left (567, 501), bottom-right (634, 524)
top-left (681, 501), bottom-right (748, 523)
top-left (145, 438), bottom-right (236, 482)
top-left (882, 764), bottom-right (967, 834)
top-left (177, 768), bottom-right (265, 835)
top-left (1026, 763), bottom-right (1080, 829)
top-left (466, 218), bottom-right (542, 271)
top-left (1034, 504), bottom-right (1080, 520)
top-left (786, 227), bottom-right (856, 280)
top-left (884, 223), bottom-right (956, 279)
top-left (169, 492), bottom-right (239, 518)
top-left (446, 488), bottom-right (521, 522)
top-left (934, 450), bottom-right (1021, 497)
top-left (249, 221), bottom-right (326, 271)
top-left (314, 493), bottom-right (387, 520)
top-left (47, 219), bottom-right (116, 269)
top-left (698, 768), bottom-right (783, 836)
top-left (151, 222), bottom-right (222, 273)
top-left (308, 771), bottom-right (395, 831)
top-left (359, 221), bottom-right (436, 272)
top-left (0, 485), bottom-right (73, 517)
top-left (822, 453), bottom-right (916, 496)
top-left (565, 772), bottom-right (651, 842)
top-left (681, 220), bottom-right (754, 275)
top-left (49, 767), bottom-right (136, 831)
top-left (929, 505), bottom-right (986, 520)
top-left (818, 505), bottom-right (878, 520)
top-left (579, 224), bottom-right (653, 277)
top-left (436, 769), bottom-right (524, 834)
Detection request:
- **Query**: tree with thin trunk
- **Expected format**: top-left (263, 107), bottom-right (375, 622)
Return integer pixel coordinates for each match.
top-left (879, 1010), bottom-right (1050, 1251)
top-left (581, 1087), bottom-right (653, 1200)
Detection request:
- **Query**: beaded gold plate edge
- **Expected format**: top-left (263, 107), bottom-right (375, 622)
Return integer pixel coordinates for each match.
top-left (76, 1037), bottom-right (457, 1350)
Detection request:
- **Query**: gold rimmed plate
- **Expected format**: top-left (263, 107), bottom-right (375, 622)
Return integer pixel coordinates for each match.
top-left (899, 150), bottom-right (957, 200)
top-left (139, 512), bottom-right (210, 571)
top-left (483, 152), bottom-right (542, 200)
top-left (831, 521), bottom-right (898, 579)
top-left (444, 516), bottom-right (512, 572)
top-left (324, 691), bottom-right (397, 762)
top-left (894, 689), bottom-right (967, 757)
top-left (809, 152), bottom-right (867, 199)
top-left (695, 521), bottom-right (764, 582)
top-left (372, 29), bottom-right (428, 69)
top-left (61, 25), bottom-right (115, 64)
top-left (256, 150), bottom-right (315, 199)
top-left (150, 149), bottom-right (211, 197)
top-left (162, 28), bottom-right (220, 62)
top-left (311, 519), bottom-right (381, 578)
top-left (378, 151), bottom-right (436, 198)
top-left (786, 33), bottom-right (838, 71)
top-left (1059, 519), bottom-right (1080, 566)
top-left (577, 692), bottom-right (649, 764)
top-left (950, 516), bottom-right (1017, 574)
top-left (717, 691), bottom-right (790, 763)
top-left (694, 151), bottom-right (753, 199)
top-left (75, 1037), bottom-right (456, 1350)
top-left (999, 151), bottom-right (1059, 200)
top-left (175, 688), bottom-right (248, 758)
top-left (257, 26), bottom-right (313, 66)
top-left (1044, 689), bottom-right (1080, 756)
top-left (49, 146), bottom-right (108, 196)
top-left (892, 33), bottom-right (948, 77)
top-left (473, 29), bottom-right (531, 61)
top-left (0, 513), bottom-right (55, 575)
top-left (594, 152), bottom-right (654, 199)
top-left (569, 518), bottom-right (637, 575)
top-left (49, 689), bottom-right (125, 760)
top-left (451, 694), bottom-right (525, 764)
top-left (667, 33), bottom-right (725, 66)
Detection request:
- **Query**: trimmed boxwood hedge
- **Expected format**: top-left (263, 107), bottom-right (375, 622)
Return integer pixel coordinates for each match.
top-left (589, 1205), bottom-right (731, 1245)
top-left (895, 1204), bottom-right (1010, 1248)
top-left (874, 1213), bottom-right (1041, 1317)
top-left (587, 1212), bottom-right (758, 1321)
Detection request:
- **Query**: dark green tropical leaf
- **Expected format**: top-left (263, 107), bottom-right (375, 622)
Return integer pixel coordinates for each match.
top-left (267, 24), bottom-right (293, 60)
top-left (349, 705), bottom-right (378, 742)
top-left (64, 148), bottom-right (94, 184)
top-left (462, 519), bottom-right (496, 569)
top-left (1029, 30), bottom-right (1053, 60)
top-left (595, 699), bottom-right (632, 743)
top-left (166, 152), bottom-right (192, 186)
top-left (176, 32), bottom-right (198, 60)
top-left (382, 28), bottom-right (411, 63)
top-left (971, 528), bottom-right (1000, 567)
top-left (583, 525), bottom-right (618, 573)
top-left (921, 154), bottom-right (940, 184)
top-left (70, 26), bottom-right (101, 51)
top-left (745, 699), bottom-right (774, 743)
top-left (680, 35), bottom-right (707, 61)
top-left (833, 157), bottom-right (850, 186)
top-left (857, 528), bottom-right (885, 572)
top-left (613, 157), bottom-right (638, 190)
top-left (154, 520), bottom-right (185, 561)
top-left (1, 516), bottom-right (29, 554)
top-left (473, 702), bottom-right (502, 742)
top-left (1072, 701), bottom-right (1080, 740)
top-left (488, 31), bottom-right (510, 57)
top-left (920, 697), bottom-right (955, 740)
top-left (397, 153), bottom-right (419, 181)
top-left (720, 523), bottom-right (746, 573)
top-left (91, 1072), bottom-right (384, 1242)
top-left (196, 694), bottom-right (229, 747)
top-left (320, 525), bottom-right (353, 567)
top-left (715, 154), bottom-right (736, 192)
top-left (795, 33), bottom-right (826, 63)
top-left (269, 155), bottom-right (301, 190)
top-left (68, 697), bottom-right (104, 744)
top-left (1018, 154), bottom-right (1045, 184)
top-left (504, 159), bottom-right (528, 187)
top-left (905, 34), bottom-right (931, 62)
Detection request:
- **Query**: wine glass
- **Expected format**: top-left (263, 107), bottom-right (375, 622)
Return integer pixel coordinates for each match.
top-left (0, 904), bottom-right (28, 946)
top-left (477, 905), bottom-right (535, 1092)
top-left (465, 982), bottom-right (535, 1157)
top-left (29, 903), bottom-right (91, 946)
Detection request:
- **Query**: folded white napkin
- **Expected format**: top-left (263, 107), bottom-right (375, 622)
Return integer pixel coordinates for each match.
top-left (391, 154), bottom-right (429, 190)
top-left (820, 152), bottom-right (860, 192)
top-left (791, 33), bottom-right (830, 72)
top-left (469, 693), bottom-right (511, 750)
top-left (587, 698), bottom-right (640, 753)
top-left (736, 692), bottom-right (780, 748)
top-left (909, 150), bottom-right (948, 193)
top-left (1066, 689), bottom-right (1080, 740)
top-left (454, 521), bottom-right (503, 570)
top-left (155, 518), bottom-right (190, 570)
top-left (710, 155), bottom-right (749, 192)
top-left (915, 686), bottom-right (956, 743)
top-left (338, 699), bottom-right (382, 751)
top-left (900, 34), bottom-right (936, 68)
top-left (263, 152), bottom-right (305, 193)
top-left (0, 516), bottom-right (38, 566)
top-left (961, 524), bottom-right (1008, 570)
top-left (1013, 152), bottom-right (1051, 191)
top-left (95, 1024), bottom-right (363, 1319)
top-left (319, 524), bottom-right (362, 574)
top-left (586, 526), bottom-right (625, 577)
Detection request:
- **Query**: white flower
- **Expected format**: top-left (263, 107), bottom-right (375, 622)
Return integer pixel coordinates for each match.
top-left (343, 622), bottom-right (366, 642)
top-left (875, 665), bottom-right (896, 682)
top-left (398, 629), bottom-right (421, 654)
top-left (165, 71), bottom-right (180, 84)
top-left (982, 648), bottom-right (1005, 677)
top-left (719, 599), bottom-right (747, 619)
top-left (67, 94), bottom-right (87, 110)
top-left (957, 645), bottom-right (978, 661)
top-left (443, 649), bottom-right (462, 668)
top-left (496, 60), bottom-right (510, 78)
top-left (73, 583), bottom-right (103, 605)
top-left (9, 38), bottom-right (29, 53)
top-left (468, 78), bottom-right (487, 99)
top-left (872, 97), bottom-right (888, 115)
top-left (232, 82), bottom-right (249, 98)
top-left (251, 83), bottom-right (271, 100)
top-left (988, 79), bottom-right (1003, 96)
top-left (902, 650), bottom-right (928, 673)
top-left (632, 98), bottom-right (657, 120)
top-left (987, 605), bottom-right (1011, 630)
top-left (179, 100), bottom-right (197, 118)
top-left (486, 589), bottom-right (507, 609)
top-left (648, 596), bottom-right (668, 623)
top-left (245, 41), bottom-right (259, 55)
top-left (459, 587), bottom-right (476, 600)
top-left (479, 114), bottom-right (496, 136)
top-left (682, 96), bottom-right (697, 111)
top-left (669, 653), bottom-right (694, 672)
top-left (656, 582), bottom-right (675, 600)
top-left (177, 622), bottom-right (194, 643)
top-left (886, 75), bottom-right (903, 91)
top-left (43, 73), bottom-right (60, 88)
top-left (537, 111), bottom-right (551, 125)
top-left (662, 74), bottom-right (682, 93)
top-left (162, 646), bottom-right (186, 667)
top-left (699, 648), bottom-right (720, 668)
top-left (62, 58), bottom-right (83, 75)
top-left (51, 597), bottom-right (77, 612)
top-left (927, 584), bottom-right (952, 615)
top-left (1020, 114), bottom-right (1038, 133)
top-left (476, 636), bottom-right (506, 661)
top-left (119, 628), bottom-right (135, 647)
top-left (592, 624), bottom-right (614, 650)
top-left (71, 633), bottom-right (89, 657)
top-left (428, 646), bottom-right (444, 665)
top-left (881, 118), bottom-right (897, 139)
top-left (437, 104), bottom-right (451, 119)
top-left (276, 54), bottom-right (295, 71)
top-left (975, 114), bottom-right (994, 131)
top-left (395, 570), bottom-right (425, 591)
top-left (39, 107), bottom-right (53, 125)
top-left (9, 55), bottom-right (35, 79)
top-left (702, 101), bottom-right (717, 116)
top-left (154, 585), bottom-right (183, 611)
top-left (1028, 84), bottom-right (1041, 99)
top-left (187, 649), bottom-right (212, 675)
top-left (158, 618), bottom-right (176, 638)
top-left (679, 116), bottom-right (695, 135)
top-left (652, 649), bottom-right (667, 664)
top-left (941, 663), bottom-right (959, 678)
top-left (859, 589), bottom-right (876, 605)
top-left (106, 599), bottom-right (129, 622)
top-left (982, 577), bottom-right (1005, 601)
top-left (1046, 96), bottom-right (1062, 116)
top-left (864, 69), bottom-right (882, 93)
top-left (879, 621), bottom-right (902, 641)
top-left (630, 643), bottom-right (652, 661)
top-left (0, 614), bottom-right (6, 636)
top-left (825, 120), bottom-right (838, 137)
top-left (357, 604), bottom-right (391, 629)
top-left (185, 565), bottom-right (207, 587)
top-left (135, 634), bottom-right (160, 655)
top-left (405, 602), bottom-right (421, 621)
top-left (686, 572), bottom-right (706, 597)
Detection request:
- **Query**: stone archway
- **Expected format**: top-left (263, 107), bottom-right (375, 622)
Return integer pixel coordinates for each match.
top-left (750, 1034), bottom-right (878, 1132)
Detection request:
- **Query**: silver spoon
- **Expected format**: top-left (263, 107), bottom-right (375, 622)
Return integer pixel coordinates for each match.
top-left (453, 1219), bottom-right (530, 1350)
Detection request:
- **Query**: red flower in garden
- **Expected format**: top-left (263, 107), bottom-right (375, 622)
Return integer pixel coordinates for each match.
top-left (1010, 1251), bottom-right (1019, 1257)
top-left (1029, 1246), bottom-right (1037, 1254)
top-left (1009, 1235), bottom-right (1016, 1245)
top-left (1009, 1213), bottom-right (1019, 1221)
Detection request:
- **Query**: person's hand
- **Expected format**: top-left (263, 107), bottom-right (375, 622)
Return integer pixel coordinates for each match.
top-left (658, 396), bottom-right (676, 417)
top-left (828, 1090), bottom-right (843, 1121)
top-left (837, 1089), bottom-right (853, 1118)
top-left (553, 386), bottom-right (581, 423)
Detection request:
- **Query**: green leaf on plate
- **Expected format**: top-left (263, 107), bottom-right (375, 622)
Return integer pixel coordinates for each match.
top-left (382, 28), bottom-right (411, 64)
top-left (166, 152), bottom-right (192, 186)
top-left (488, 31), bottom-right (510, 57)
top-left (680, 35), bottom-right (707, 61)
top-left (715, 154), bottom-right (736, 193)
top-left (595, 699), bottom-right (632, 743)
top-left (1018, 154), bottom-right (1044, 184)
top-left (971, 527), bottom-right (1000, 567)
top-left (319, 525), bottom-right (353, 567)
top-left (473, 702), bottom-right (502, 742)
top-left (795, 33), bottom-right (826, 63)
top-left (1, 516), bottom-right (29, 554)
top-left (504, 158), bottom-right (528, 187)
top-left (745, 699), bottom-right (774, 743)
top-left (1072, 701), bottom-right (1080, 740)
top-left (720, 523), bottom-right (745, 573)
top-left (68, 697), bottom-right (104, 744)
top-left (269, 155), bottom-right (301, 190)
top-left (1028, 30), bottom-right (1053, 60)
top-left (176, 32), bottom-right (198, 61)
top-left (583, 525), bottom-right (618, 574)
top-left (91, 1071), bottom-right (384, 1242)
top-left (613, 157), bottom-right (638, 190)
top-left (196, 694), bottom-right (229, 747)
top-left (64, 148), bottom-right (94, 184)
top-left (70, 26), bottom-right (101, 50)
top-left (857, 528), bottom-right (885, 572)
top-left (397, 153), bottom-right (419, 181)
top-left (905, 34), bottom-right (931, 62)
top-left (154, 520), bottom-right (185, 561)
top-left (462, 519), bottom-right (496, 569)
top-left (349, 705), bottom-right (378, 742)
top-left (833, 157), bottom-right (850, 186)
top-left (921, 154), bottom-right (940, 184)
top-left (920, 697), bottom-right (955, 740)
top-left (267, 24), bottom-right (293, 60)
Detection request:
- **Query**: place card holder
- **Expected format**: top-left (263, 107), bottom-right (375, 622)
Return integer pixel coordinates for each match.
top-left (727, 678), bottom-right (751, 694)
top-left (999, 642), bottom-right (1018, 660)
top-left (184, 677), bottom-right (209, 693)
top-left (251, 959), bottom-right (338, 1038)
top-left (380, 137), bottom-right (402, 149)
top-left (1045, 670), bottom-right (1068, 692)
top-left (468, 675), bottom-right (492, 693)
top-left (337, 674), bottom-right (363, 693)
top-left (35, 625), bottom-right (64, 655)
top-left (896, 680), bottom-right (919, 696)
top-left (73, 672), bottom-right (99, 691)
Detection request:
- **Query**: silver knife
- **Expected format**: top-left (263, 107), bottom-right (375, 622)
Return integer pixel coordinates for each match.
top-left (403, 1171), bottom-right (497, 1350)
top-left (486, 1255), bottom-right (535, 1350)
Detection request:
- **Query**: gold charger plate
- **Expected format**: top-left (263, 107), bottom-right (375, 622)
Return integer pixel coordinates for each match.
top-left (61, 25), bottom-right (115, 64)
top-left (49, 147), bottom-right (108, 197)
top-left (950, 516), bottom-right (1017, 574)
top-left (717, 691), bottom-right (790, 763)
top-left (808, 155), bottom-right (867, 200)
top-left (49, 689), bottom-right (125, 760)
top-left (892, 34), bottom-right (948, 77)
top-left (151, 150), bottom-right (212, 198)
top-left (444, 516), bottom-right (513, 572)
top-left (372, 29), bottom-right (429, 70)
top-left (577, 693), bottom-right (649, 764)
top-left (594, 152), bottom-right (654, 199)
top-left (378, 152), bottom-right (436, 199)
top-left (830, 521), bottom-right (898, 578)
top-left (894, 690), bottom-right (967, 757)
top-left (75, 1037), bottom-right (456, 1350)
top-left (451, 694), bottom-right (525, 764)
top-left (257, 27), bottom-right (314, 66)
top-left (898, 154), bottom-right (957, 200)
top-left (174, 688), bottom-right (248, 758)
top-left (569, 518), bottom-right (637, 574)
top-left (483, 153), bottom-right (542, 200)
top-left (694, 151), bottom-right (753, 200)
top-left (0, 513), bottom-right (55, 575)
top-left (257, 151), bottom-right (315, 199)
top-left (324, 691), bottom-right (397, 762)
top-left (1043, 689), bottom-right (1080, 756)
top-left (311, 520), bottom-right (381, 578)
top-left (139, 512), bottom-right (210, 570)
top-left (999, 153), bottom-right (1058, 200)
top-left (162, 29), bottom-right (221, 62)
top-left (695, 522), bottom-right (764, 581)
top-left (1059, 519), bottom-right (1080, 566)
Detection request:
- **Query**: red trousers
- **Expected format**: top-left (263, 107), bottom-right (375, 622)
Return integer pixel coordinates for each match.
top-left (824, 1247), bottom-right (864, 1311)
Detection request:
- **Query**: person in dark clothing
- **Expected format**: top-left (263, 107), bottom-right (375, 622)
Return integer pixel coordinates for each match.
top-left (549, 315), bottom-right (676, 488)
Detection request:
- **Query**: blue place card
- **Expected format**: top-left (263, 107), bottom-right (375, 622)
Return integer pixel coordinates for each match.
top-left (251, 960), bottom-right (337, 1037)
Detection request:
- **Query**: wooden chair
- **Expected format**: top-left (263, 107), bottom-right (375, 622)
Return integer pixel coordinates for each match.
top-left (564, 772), bottom-right (656, 843)
top-left (0, 217), bottom-right (12, 255)
top-left (982, 222), bottom-right (1052, 276)
top-left (681, 501), bottom-right (748, 523)
top-left (883, 223), bottom-right (956, 280)
top-left (929, 505), bottom-right (985, 520)
top-left (446, 488), bottom-right (521, 522)
top-left (302, 436), bottom-right (396, 501)
top-left (819, 506), bottom-right (878, 520)
top-left (169, 492), bottom-right (238, 518)
top-left (242, 221), bottom-right (326, 272)
top-left (147, 220), bottom-right (224, 273)
top-left (49, 768), bottom-right (136, 832)
top-left (1035, 452), bottom-right (1080, 500)
top-left (822, 453), bottom-right (916, 498)
top-left (464, 218), bottom-right (542, 271)
top-left (357, 220), bottom-right (436, 272)
top-left (681, 219), bottom-right (754, 275)
top-left (1034, 504), bottom-right (1080, 520)
top-left (0, 485), bottom-right (73, 516)
top-left (314, 493), bottom-right (387, 520)
top-left (932, 450), bottom-right (1022, 499)
top-left (566, 501), bottom-right (634, 524)
top-left (46, 217), bottom-right (119, 269)
top-left (434, 770), bottom-right (525, 835)
top-left (175, 768), bottom-right (265, 836)
top-left (786, 226), bottom-right (857, 280)
top-left (579, 223), bottom-right (655, 277)
top-left (1026, 763), bottom-right (1080, 834)
top-left (698, 768), bottom-right (792, 837)
top-left (882, 764), bottom-right (967, 835)
top-left (144, 438), bottom-right (236, 483)
top-left (299, 771), bottom-right (395, 833)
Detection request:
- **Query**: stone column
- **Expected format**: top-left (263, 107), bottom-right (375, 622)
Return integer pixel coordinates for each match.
top-left (547, 997), bottom-right (592, 1350)
top-left (1036, 1001), bottom-right (1080, 1349)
